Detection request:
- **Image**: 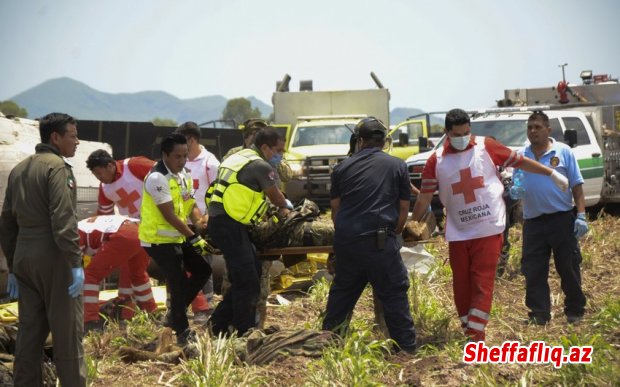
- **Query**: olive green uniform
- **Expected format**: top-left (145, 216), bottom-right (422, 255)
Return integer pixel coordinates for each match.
top-left (0, 143), bottom-right (86, 387)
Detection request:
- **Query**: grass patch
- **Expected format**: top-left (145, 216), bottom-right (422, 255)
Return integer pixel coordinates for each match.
top-left (178, 332), bottom-right (264, 386)
top-left (409, 268), bottom-right (453, 343)
top-left (305, 329), bottom-right (395, 386)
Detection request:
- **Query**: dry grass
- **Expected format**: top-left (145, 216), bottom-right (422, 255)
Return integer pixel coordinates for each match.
top-left (84, 209), bottom-right (620, 386)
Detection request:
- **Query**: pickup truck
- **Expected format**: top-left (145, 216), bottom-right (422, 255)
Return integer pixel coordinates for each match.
top-left (406, 107), bottom-right (620, 216)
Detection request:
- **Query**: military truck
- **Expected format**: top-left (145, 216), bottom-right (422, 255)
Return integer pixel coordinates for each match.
top-left (273, 73), bottom-right (428, 208)
top-left (0, 113), bottom-right (112, 294)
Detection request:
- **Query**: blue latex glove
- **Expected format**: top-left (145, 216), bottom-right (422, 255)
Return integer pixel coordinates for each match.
top-left (284, 199), bottom-right (294, 210)
top-left (7, 273), bottom-right (18, 299)
top-left (574, 212), bottom-right (588, 239)
top-left (68, 267), bottom-right (85, 298)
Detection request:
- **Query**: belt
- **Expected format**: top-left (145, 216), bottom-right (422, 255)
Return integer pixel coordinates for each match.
top-left (527, 209), bottom-right (573, 222)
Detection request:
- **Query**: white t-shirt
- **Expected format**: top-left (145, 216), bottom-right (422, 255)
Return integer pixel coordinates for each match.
top-left (144, 163), bottom-right (192, 205)
top-left (184, 145), bottom-right (219, 214)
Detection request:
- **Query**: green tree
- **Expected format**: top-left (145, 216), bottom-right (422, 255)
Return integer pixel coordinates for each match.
top-left (0, 100), bottom-right (28, 118)
top-left (152, 117), bottom-right (177, 127)
top-left (221, 98), bottom-right (261, 125)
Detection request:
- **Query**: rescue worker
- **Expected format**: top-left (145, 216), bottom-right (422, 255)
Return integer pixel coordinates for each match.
top-left (139, 133), bottom-right (213, 345)
top-left (206, 127), bottom-right (291, 336)
top-left (79, 215), bottom-right (157, 332)
top-left (86, 149), bottom-right (212, 323)
top-left (411, 108), bottom-right (569, 341)
top-left (221, 119), bottom-right (294, 328)
top-left (224, 118), bottom-right (293, 184)
top-left (0, 112), bottom-right (86, 386)
top-left (175, 121), bottom-right (220, 315)
top-left (321, 117), bottom-right (417, 353)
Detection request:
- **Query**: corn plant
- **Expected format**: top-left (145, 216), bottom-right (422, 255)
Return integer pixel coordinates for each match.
top-left (408, 270), bottom-right (452, 342)
top-left (178, 332), bottom-right (263, 387)
top-left (305, 329), bottom-right (395, 386)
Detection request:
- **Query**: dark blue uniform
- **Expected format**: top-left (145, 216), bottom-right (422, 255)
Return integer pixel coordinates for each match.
top-left (322, 147), bottom-right (416, 351)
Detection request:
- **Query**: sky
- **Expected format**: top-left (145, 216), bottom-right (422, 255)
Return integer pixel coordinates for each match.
top-left (1, 0), bottom-right (619, 113)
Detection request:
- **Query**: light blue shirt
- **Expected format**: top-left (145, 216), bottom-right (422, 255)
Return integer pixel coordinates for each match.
top-left (521, 138), bottom-right (583, 219)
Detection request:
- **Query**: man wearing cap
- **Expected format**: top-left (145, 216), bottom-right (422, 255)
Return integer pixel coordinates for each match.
top-left (322, 117), bottom-right (417, 353)
top-left (206, 127), bottom-right (291, 336)
top-left (410, 108), bottom-right (569, 342)
top-left (224, 118), bottom-right (292, 184)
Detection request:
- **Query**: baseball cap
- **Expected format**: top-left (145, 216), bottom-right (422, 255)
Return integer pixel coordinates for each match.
top-left (355, 117), bottom-right (387, 139)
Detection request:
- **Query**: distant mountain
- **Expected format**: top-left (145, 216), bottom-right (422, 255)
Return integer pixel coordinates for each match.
top-left (10, 77), bottom-right (273, 124)
top-left (10, 78), bottom-right (435, 126)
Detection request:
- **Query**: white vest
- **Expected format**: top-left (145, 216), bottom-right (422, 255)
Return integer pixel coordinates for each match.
top-left (436, 138), bottom-right (505, 242)
top-left (101, 159), bottom-right (145, 218)
top-left (78, 215), bottom-right (138, 255)
top-left (184, 146), bottom-right (218, 214)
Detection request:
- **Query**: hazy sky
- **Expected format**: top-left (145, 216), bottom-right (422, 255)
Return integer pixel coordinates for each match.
top-left (1, 0), bottom-right (618, 112)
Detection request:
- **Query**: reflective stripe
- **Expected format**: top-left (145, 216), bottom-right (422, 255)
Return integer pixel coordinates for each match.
top-left (83, 296), bottom-right (99, 303)
top-left (459, 315), bottom-right (468, 323)
top-left (467, 320), bottom-right (486, 332)
top-left (157, 229), bottom-right (182, 237)
top-left (220, 169), bottom-right (234, 181)
top-left (134, 293), bottom-right (154, 302)
top-left (99, 204), bottom-right (114, 212)
top-left (83, 284), bottom-right (100, 292)
top-left (132, 282), bottom-right (152, 292)
top-left (118, 288), bottom-right (133, 295)
top-left (469, 308), bottom-right (490, 321)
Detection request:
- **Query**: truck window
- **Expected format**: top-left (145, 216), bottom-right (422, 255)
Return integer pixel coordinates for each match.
top-left (470, 120), bottom-right (528, 147)
top-left (391, 122), bottom-right (424, 146)
top-left (550, 118), bottom-right (564, 143)
top-left (292, 125), bottom-right (351, 147)
top-left (562, 117), bottom-right (591, 145)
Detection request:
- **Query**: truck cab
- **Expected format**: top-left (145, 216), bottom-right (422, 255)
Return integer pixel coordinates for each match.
top-left (283, 116), bottom-right (362, 207)
top-left (272, 80), bottom-right (391, 208)
top-left (387, 118), bottom-right (431, 160)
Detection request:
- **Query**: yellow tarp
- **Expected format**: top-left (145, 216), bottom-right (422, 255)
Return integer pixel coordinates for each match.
top-left (0, 285), bottom-right (169, 323)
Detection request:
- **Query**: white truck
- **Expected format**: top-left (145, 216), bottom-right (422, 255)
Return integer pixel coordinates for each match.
top-left (0, 112), bottom-right (112, 294)
top-left (407, 72), bottom-right (620, 212)
top-left (272, 76), bottom-right (391, 208)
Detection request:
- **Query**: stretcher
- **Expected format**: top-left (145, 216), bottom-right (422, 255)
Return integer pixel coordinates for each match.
top-left (257, 246), bottom-right (334, 256)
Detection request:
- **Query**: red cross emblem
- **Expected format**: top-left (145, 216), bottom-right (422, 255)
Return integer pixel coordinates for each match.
top-left (115, 188), bottom-right (141, 214)
top-left (451, 168), bottom-right (485, 204)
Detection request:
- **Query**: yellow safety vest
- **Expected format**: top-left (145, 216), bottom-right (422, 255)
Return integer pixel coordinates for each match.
top-left (139, 165), bottom-right (194, 244)
top-left (206, 148), bottom-right (268, 225)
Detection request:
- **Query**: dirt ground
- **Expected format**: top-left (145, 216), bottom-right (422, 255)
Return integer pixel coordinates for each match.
top-left (81, 207), bottom-right (620, 385)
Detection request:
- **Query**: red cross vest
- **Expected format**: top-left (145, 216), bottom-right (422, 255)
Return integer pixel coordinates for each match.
top-left (101, 159), bottom-right (145, 218)
top-left (436, 137), bottom-right (505, 242)
top-left (78, 215), bottom-right (137, 255)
